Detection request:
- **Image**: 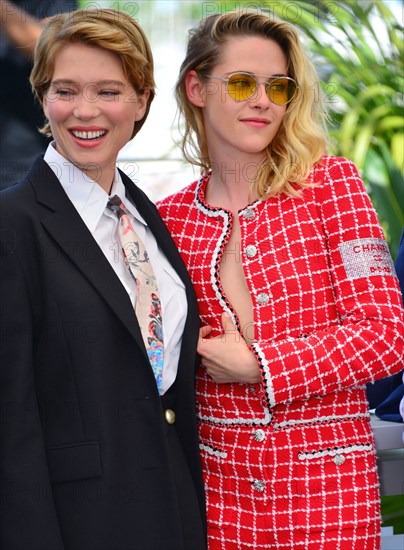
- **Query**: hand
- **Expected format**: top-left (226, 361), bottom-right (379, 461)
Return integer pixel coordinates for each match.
top-left (197, 312), bottom-right (261, 384)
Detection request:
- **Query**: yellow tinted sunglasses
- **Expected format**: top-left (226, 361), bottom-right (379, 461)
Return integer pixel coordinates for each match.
top-left (201, 72), bottom-right (297, 105)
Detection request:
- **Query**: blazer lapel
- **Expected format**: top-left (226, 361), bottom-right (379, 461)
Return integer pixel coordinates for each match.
top-left (29, 157), bottom-right (147, 355)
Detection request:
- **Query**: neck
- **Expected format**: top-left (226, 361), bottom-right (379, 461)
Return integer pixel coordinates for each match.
top-left (83, 165), bottom-right (116, 194)
top-left (206, 158), bottom-right (260, 210)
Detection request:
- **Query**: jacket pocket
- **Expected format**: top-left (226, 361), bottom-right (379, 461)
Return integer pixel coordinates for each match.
top-left (46, 441), bottom-right (102, 484)
top-left (292, 442), bottom-right (380, 532)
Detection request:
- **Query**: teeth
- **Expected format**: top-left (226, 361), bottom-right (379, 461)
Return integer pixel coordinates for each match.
top-left (72, 130), bottom-right (106, 140)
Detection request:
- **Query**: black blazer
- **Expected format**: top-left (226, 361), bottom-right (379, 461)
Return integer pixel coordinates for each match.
top-left (0, 157), bottom-right (205, 549)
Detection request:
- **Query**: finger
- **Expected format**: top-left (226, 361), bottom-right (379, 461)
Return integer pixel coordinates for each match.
top-left (198, 327), bottom-right (213, 356)
top-left (221, 311), bottom-right (235, 333)
top-left (200, 356), bottom-right (210, 369)
top-left (199, 325), bottom-right (212, 340)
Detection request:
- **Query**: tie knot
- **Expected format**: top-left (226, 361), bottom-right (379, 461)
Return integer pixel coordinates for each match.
top-left (107, 194), bottom-right (125, 218)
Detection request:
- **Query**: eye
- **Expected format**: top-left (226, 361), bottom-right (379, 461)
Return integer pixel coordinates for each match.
top-left (271, 82), bottom-right (287, 92)
top-left (56, 88), bottom-right (75, 97)
top-left (231, 77), bottom-right (252, 89)
top-left (100, 90), bottom-right (120, 96)
top-left (46, 88), bottom-right (76, 102)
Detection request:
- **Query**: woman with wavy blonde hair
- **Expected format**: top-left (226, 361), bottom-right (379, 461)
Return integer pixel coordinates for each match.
top-left (158, 9), bottom-right (404, 550)
top-left (174, 9), bottom-right (328, 199)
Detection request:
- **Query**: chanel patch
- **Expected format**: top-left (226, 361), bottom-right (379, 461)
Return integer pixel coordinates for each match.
top-left (339, 238), bottom-right (395, 279)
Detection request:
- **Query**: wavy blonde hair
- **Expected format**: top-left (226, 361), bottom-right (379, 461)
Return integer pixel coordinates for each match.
top-left (30, 8), bottom-right (155, 139)
top-left (175, 10), bottom-right (328, 197)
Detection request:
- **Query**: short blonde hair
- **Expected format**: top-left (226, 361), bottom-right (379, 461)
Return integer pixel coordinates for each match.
top-left (30, 8), bottom-right (155, 139)
top-left (176, 10), bottom-right (328, 197)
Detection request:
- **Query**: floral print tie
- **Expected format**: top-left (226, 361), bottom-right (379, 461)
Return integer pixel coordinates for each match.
top-left (107, 195), bottom-right (164, 393)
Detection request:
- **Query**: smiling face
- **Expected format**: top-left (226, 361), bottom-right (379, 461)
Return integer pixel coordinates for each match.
top-left (186, 35), bottom-right (288, 168)
top-left (43, 42), bottom-right (149, 191)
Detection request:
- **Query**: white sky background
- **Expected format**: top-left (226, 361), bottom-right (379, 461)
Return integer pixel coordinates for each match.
top-left (118, 0), bottom-right (202, 200)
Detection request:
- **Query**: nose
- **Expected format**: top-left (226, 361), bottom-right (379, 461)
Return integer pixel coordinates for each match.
top-left (73, 88), bottom-right (101, 120)
top-left (248, 82), bottom-right (271, 109)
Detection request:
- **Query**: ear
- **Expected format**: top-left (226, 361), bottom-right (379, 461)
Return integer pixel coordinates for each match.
top-left (185, 70), bottom-right (205, 108)
top-left (134, 88), bottom-right (151, 121)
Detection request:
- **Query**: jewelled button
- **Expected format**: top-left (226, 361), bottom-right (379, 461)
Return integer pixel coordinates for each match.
top-left (242, 207), bottom-right (256, 220)
top-left (257, 292), bottom-right (269, 305)
top-left (253, 429), bottom-right (266, 442)
top-left (252, 479), bottom-right (266, 492)
top-left (332, 454), bottom-right (345, 465)
top-left (245, 245), bottom-right (257, 258)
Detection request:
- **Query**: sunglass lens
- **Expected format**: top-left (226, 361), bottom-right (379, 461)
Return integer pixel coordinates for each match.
top-left (227, 73), bottom-right (256, 101)
top-left (269, 78), bottom-right (296, 105)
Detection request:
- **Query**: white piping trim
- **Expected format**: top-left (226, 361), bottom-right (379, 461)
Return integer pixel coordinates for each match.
top-left (251, 341), bottom-right (276, 408)
top-left (197, 408), bottom-right (272, 426)
top-left (194, 178), bottom-right (242, 331)
top-left (199, 443), bottom-right (228, 459)
top-left (298, 443), bottom-right (372, 460)
top-left (272, 412), bottom-right (370, 429)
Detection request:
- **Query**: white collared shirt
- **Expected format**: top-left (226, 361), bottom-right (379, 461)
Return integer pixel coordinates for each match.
top-left (44, 143), bottom-right (187, 394)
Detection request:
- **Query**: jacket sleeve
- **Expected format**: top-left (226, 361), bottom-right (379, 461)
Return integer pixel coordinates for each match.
top-left (0, 228), bottom-right (65, 549)
top-left (253, 158), bottom-right (404, 408)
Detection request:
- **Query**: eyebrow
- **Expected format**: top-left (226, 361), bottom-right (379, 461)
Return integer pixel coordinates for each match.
top-left (225, 71), bottom-right (289, 78)
top-left (50, 79), bottom-right (127, 87)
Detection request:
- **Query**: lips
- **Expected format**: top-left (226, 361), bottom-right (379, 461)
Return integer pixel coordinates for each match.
top-left (240, 118), bottom-right (270, 127)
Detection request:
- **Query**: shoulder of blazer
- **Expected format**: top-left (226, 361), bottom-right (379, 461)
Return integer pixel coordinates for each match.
top-left (1, 155), bottom-right (74, 218)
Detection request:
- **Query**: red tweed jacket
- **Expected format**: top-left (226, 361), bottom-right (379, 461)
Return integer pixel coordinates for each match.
top-left (158, 156), bottom-right (404, 549)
